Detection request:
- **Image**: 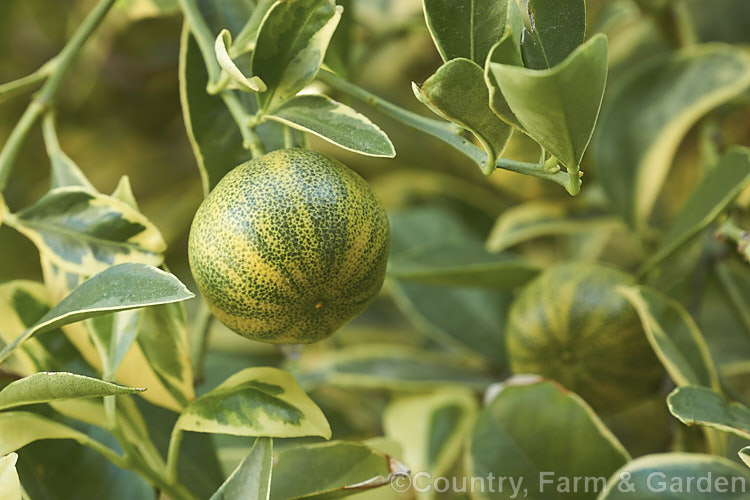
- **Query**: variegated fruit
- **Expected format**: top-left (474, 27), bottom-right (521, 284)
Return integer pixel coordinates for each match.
top-left (188, 148), bottom-right (390, 344)
top-left (505, 262), bottom-right (663, 414)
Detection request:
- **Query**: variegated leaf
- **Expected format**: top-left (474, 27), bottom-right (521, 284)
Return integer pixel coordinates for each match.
top-left (4, 187), bottom-right (166, 276)
top-left (0, 453), bottom-right (21, 500)
top-left (267, 94), bottom-right (395, 157)
top-left (176, 367), bottom-right (330, 439)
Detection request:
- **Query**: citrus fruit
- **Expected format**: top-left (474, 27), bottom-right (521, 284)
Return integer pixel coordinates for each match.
top-left (188, 148), bottom-right (390, 344)
top-left (505, 262), bottom-right (663, 414)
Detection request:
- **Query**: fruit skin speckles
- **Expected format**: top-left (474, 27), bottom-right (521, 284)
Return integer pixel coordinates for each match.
top-left (188, 148), bottom-right (390, 344)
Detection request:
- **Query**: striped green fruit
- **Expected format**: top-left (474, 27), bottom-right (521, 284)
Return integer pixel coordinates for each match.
top-left (188, 148), bottom-right (390, 344)
top-left (506, 262), bottom-right (663, 414)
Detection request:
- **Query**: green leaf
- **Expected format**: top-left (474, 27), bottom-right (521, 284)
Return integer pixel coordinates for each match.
top-left (270, 441), bottom-right (407, 500)
top-left (4, 187), bottom-right (166, 276)
top-left (214, 29), bottom-right (267, 93)
top-left (486, 200), bottom-right (622, 252)
top-left (595, 45), bottom-right (750, 228)
top-left (388, 243), bottom-right (539, 289)
top-left (599, 453), bottom-right (750, 499)
top-left (413, 58), bottom-right (513, 175)
top-left (210, 437), bottom-right (272, 500)
top-left (422, 0), bottom-right (522, 65)
top-left (176, 367), bottom-right (331, 439)
top-left (0, 372), bottom-right (142, 411)
top-left (0, 263), bottom-right (194, 365)
top-left (521, 0), bottom-right (586, 69)
top-left (0, 453), bottom-right (20, 500)
top-left (0, 412), bottom-right (89, 456)
top-left (484, 30), bottom-right (523, 129)
top-left (252, 0), bottom-right (342, 111)
top-left (642, 147), bottom-right (750, 272)
top-left (87, 310), bottom-right (141, 378)
top-left (489, 33), bottom-right (608, 172)
top-left (467, 379), bottom-right (629, 500)
top-left (619, 285), bottom-right (719, 389)
top-left (297, 344), bottom-right (495, 392)
top-left (0, 194), bottom-right (5, 229)
top-left (667, 385), bottom-right (750, 440)
top-left (383, 390), bottom-right (477, 480)
top-left (267, 94), bottom-right (395, 157)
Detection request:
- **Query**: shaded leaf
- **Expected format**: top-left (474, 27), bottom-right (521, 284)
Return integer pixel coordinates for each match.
top-left (600, 453), bottom-right (750, 499)
top-left (642, 147), bottom-right (750, 272)
top-left (485, 30), bottom-right (523, 129)
top-left (521, 0), bottom-right (586, 69)
top-left (252, 0), bottom-right (342, 111)
top-left (297, 344), bottom-right (495, 392)
top-left (179, 25), bottom-right (250, 195)
top-left (0, 453), bottom-right (20, 500)
top-left (667, 385), bottom-right (750, 440)
top-left (4, 187), bottom-right (166, 276)
top-left (388, 243), bottom-right (539, 289)
top-left (110, 176), bottom-right (139, 210)
top-left (214, 29), bottom-right (267, 93)
top-left (267, 94), bottom-right (395, 157)
top-left (270, 441), bottom-right (407, 500)
top-left (414, 58), bottom-right (512, 175)
top-left (486, 200), bottom-right (622, 252)
top-left (42, 115), bottom-right (94, 191)
top-left (0, 372), bottom-right (142, 411)
top-left (0, 263), bottom-right (194, 365)
top-left (176, 367), bottom-right (331, 439)
top-left (595, 45), bottom-right (750, 227)
top-left (619, 285), bottom-right (719, 389)
top-left (489, 34), bottom-right (608, 172)
top-left (383, 389), bottom-right (477, 480)
top-left (422, 0), bottom-right (522, 64)
top-left (467, 379), bottom-right (629, 500)
top-left (210, 437), bottom-right (272, 500)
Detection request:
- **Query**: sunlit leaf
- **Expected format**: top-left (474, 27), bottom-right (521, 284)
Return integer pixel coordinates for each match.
top-left (0, 412), bottom-right (90, 456)
top-left (210, 438), bottom-right (272, 500)
top-left (176, 367), bottom-right (331, 439)
top-left (4, 187), bottom-right (166, 276)
top-left (0, 453), bottom-right (20, 500)
top-left (413, 58), bottom-right (513, 175)
top-left (0, 372), bottom-right (142, 411)
top-left (619, 285), bottom-right (719, 389)
top-left (667, 385), bottom-right (750, 440)
top-left (383, 389), bottom-right (477, 480)
top-left (0, 263), bottom-right (194, 365)
top-left (214, 29), bottom-right (267, 93)
top-left (595, 45), bottom-right (750, 228)
top-left (252, 0), bottom-right (342, 111)
top-left (267, 94), bottom-right (395, 157)
top-left (270, 441), bottom-right (407, 500)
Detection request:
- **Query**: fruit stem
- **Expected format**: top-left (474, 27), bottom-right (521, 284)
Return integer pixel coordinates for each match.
top-left (317, 68), bottom-right (580, 195)
top-left (0, 0), bottom-right (116, 193)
